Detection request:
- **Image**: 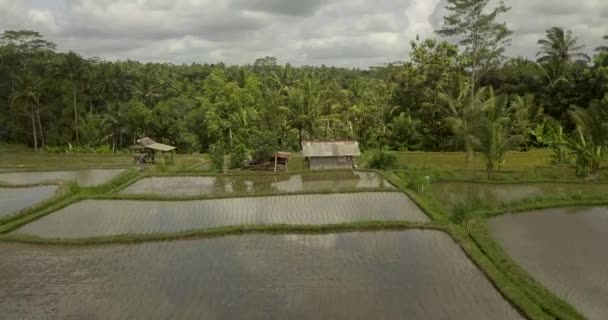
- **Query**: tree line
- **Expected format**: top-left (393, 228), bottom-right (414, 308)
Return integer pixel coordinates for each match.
top-left (1, 0), bottom-right (607, 176)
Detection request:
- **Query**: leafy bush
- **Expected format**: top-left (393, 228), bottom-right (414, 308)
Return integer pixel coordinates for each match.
top-left (209, 141), bottom-right (226, 170)
top-left (405, 171), bottom-right (432, 194)
top-left (250, 131), bottom-right (279, 161)
top-left (365, 149), bottom-right (397, 170)
top-left (450, 197), bottom-right (494, 230)
top-left (229, 144), bottom-right (250, 169)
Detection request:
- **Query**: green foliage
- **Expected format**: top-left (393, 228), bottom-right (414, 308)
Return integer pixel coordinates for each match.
top-left (471, 88), bottom-right (525, 178)
top-left (564, 102), bottom-right (608, 177)
top-left (209, 141), bottom-right (226, 171)
top-left (365, 149), bottom-right (397, 170)
top-left (404, 171), bottom-right (432, 194)
top-left (250, 131), bottom-right (279, 161)
top-left (228, 144), bottom-right (250, 169)
top-left (435, 0), bottom-right (512, 86)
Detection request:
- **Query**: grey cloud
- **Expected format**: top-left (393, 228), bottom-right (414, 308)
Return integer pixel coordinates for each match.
top-left (1, 0), bottom-right (606, 67)
top-left (231, 0), bottom-right (329, 16)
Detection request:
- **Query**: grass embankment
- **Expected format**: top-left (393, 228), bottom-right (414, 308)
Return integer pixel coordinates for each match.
top-left (468, 221), bottom-right (585, 320)
top-left (0, 169), bottom-right (140, 233)
top-left (0, 221), bottom-right (437, 245)
top-left (396, 170), bottom-right (592, 320)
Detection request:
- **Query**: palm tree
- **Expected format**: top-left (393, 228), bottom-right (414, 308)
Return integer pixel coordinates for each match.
top-left (537, 27), bottom-right (590, 63)
top-left (56, 51), bottom-right (89, 145)
top-left (472, 89), bottom-right (524, 179)
top-left (11, 73), bottom-right (46, 151)
top-left (596, 35), bottom-right (608, 52)
top-left (511, 93), bottom-right (544, 146)
top-left (537, 55), bottom-right (568, 88)
top-left (566, 104), bottom-right (608, 176)
top-left (132, 71), bottom-right (164, 108)
top-left (438, 76), bottom-right (488, 166)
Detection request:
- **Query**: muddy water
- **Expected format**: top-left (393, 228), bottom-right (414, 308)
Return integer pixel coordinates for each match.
top-left (429, 181), bottom-right (608, 208)
top-left (12, 192), bottom-right (429, 239)
top-left (0, 231), bottom-right (521, 319)
top-left (0, 186), bottom-right (59, 218)
top-left (489, 207), bottom-right (608, 320)
top-left (120, 171), bottom-right (393, 196)
top-left (0, 169), bottom-right (124, 187)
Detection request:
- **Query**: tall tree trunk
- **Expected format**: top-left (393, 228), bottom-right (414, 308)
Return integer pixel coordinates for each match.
top-left (31, 107), bottom-right (38, 152)
top-left (35, 104), bottom-right (45, 147)
top-left (73, 85), bottom-right (79, 145)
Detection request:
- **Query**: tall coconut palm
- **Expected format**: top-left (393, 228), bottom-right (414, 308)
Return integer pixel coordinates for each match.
top-left (56, 51), bottom-right (89, 145)
top-left (596, 35), bottom-right (608, 52)
top-left (511, 93), bottom-right (544, 146)
top-left (438, 76), bottom-right (488, 166)
top-left (566, 103), bottom-right (608, 176)
top-left (472, 89), bottom-right (524, 178)
top-left (537, 27), bottom-right (590, 63)
top-left (11, 73), bottom-right (45, 151)
top-left (132, 72), bottom-right (164, 108)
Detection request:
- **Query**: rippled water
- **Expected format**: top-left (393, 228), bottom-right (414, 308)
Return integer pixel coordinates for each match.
top-left (0, 186), bottom-right (59, 218)
top-left (120, 171), bottom-right (393, 196)
top-left (0, 231), bottom-right (521, 319)
top-left (429, 181), bottom-right (608, 208)
top-left (489, 207), bottom-right (608, 320)
top-left (12, 192), bottom-right (428, 239)
top-left (0, 169), bottom-right (125, 187)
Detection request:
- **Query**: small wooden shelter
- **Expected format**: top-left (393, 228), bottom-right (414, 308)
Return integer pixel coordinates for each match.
top-left (302, 140), bottom-right (361, 169)
top-left (250, 151), bottom-right (291, 172)
top-left (131, 137), bottom-right (176, 165)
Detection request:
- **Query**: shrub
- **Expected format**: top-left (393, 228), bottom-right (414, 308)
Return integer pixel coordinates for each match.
top-left (229, 144), bottom-right (250, 169)
top-left (366, 149), bottom-right (397, 170)
top-left (209, 141), bottom-right (226, 170)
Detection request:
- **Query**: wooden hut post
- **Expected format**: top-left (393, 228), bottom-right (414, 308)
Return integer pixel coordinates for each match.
top-left (274, 154), bottom-right (278, 173)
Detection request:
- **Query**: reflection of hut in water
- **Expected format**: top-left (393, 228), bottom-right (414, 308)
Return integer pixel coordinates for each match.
top-left (131, 137), bottom-right (176, 165)
top-left (302, 140), bottom-right (361, 169)
top-left (300, 170), bottom-right (360, 191)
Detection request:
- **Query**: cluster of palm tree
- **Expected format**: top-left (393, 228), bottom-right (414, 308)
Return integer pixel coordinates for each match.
top-left (439, 77), bottom-right (526, 177)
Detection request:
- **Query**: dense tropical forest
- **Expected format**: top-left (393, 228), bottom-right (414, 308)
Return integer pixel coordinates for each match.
top-left (1, 0), bottom-right (607, 176)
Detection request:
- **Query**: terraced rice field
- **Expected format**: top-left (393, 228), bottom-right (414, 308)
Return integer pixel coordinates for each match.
top-left (0, 169), bottom-right (124, 187)
top-left (11, 192), bottom-right (428, 239)
top-left (120, 171), bottom-right (393, 196)
top-left (429, 181), bottom-right (608, 209)
top-left (0, 231), bottom-right (521, 319)
top-left (488, 207), bottom-right (608, 320)
top-left (0, 186), bottom-right (59, 218)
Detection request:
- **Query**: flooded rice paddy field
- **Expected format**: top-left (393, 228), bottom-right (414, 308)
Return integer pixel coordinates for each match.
top-left (120, 171), bottom-right (394, 196)
top-left (12, 192), bottom-right (429, 239)
top-left (489, 207), bottom-right (608, 320)
top-left (0, 169), bottom-right (124, 187)
top-left (0, 231), bottom-right (521, 319)
top-left (0, 186), bottom-right (59, 218)
top-left (429, 181), bottom-right (608, 208)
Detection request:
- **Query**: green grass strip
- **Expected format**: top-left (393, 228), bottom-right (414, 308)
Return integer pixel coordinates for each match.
top-left (380, 171), bottom-right (449, 223)
top-left (0, 221), bottom-right (438, 245)
top-left (469, 221), bottom-right (585, 320)
top-left (95, 187), bottom-right (399, 201)
top-left (445, 225), bottom-right (551, 320)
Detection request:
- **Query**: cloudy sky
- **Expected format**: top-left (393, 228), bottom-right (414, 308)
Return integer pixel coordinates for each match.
top-left (1, 0), bottom-right (606, 67)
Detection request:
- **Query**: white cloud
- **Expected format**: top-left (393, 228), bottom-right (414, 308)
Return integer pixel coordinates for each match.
top-left (0, 0), bottom-right (606, 66)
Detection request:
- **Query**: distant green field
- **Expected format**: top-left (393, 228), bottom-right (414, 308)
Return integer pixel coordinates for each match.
top-left (394, 150), bottom-right (554, 171)
top-left (0, 145), bottom-right (208, 170)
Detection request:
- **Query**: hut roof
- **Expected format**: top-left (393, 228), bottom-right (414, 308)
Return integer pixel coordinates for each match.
top-left (135, 137), bottom-right (176, 152)
top-left (273, 151), bottom-right (292, 159)
top-left (146, 143), bottom-right (176, 152)
top-left (302, 140), bottom-right (361, 158)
